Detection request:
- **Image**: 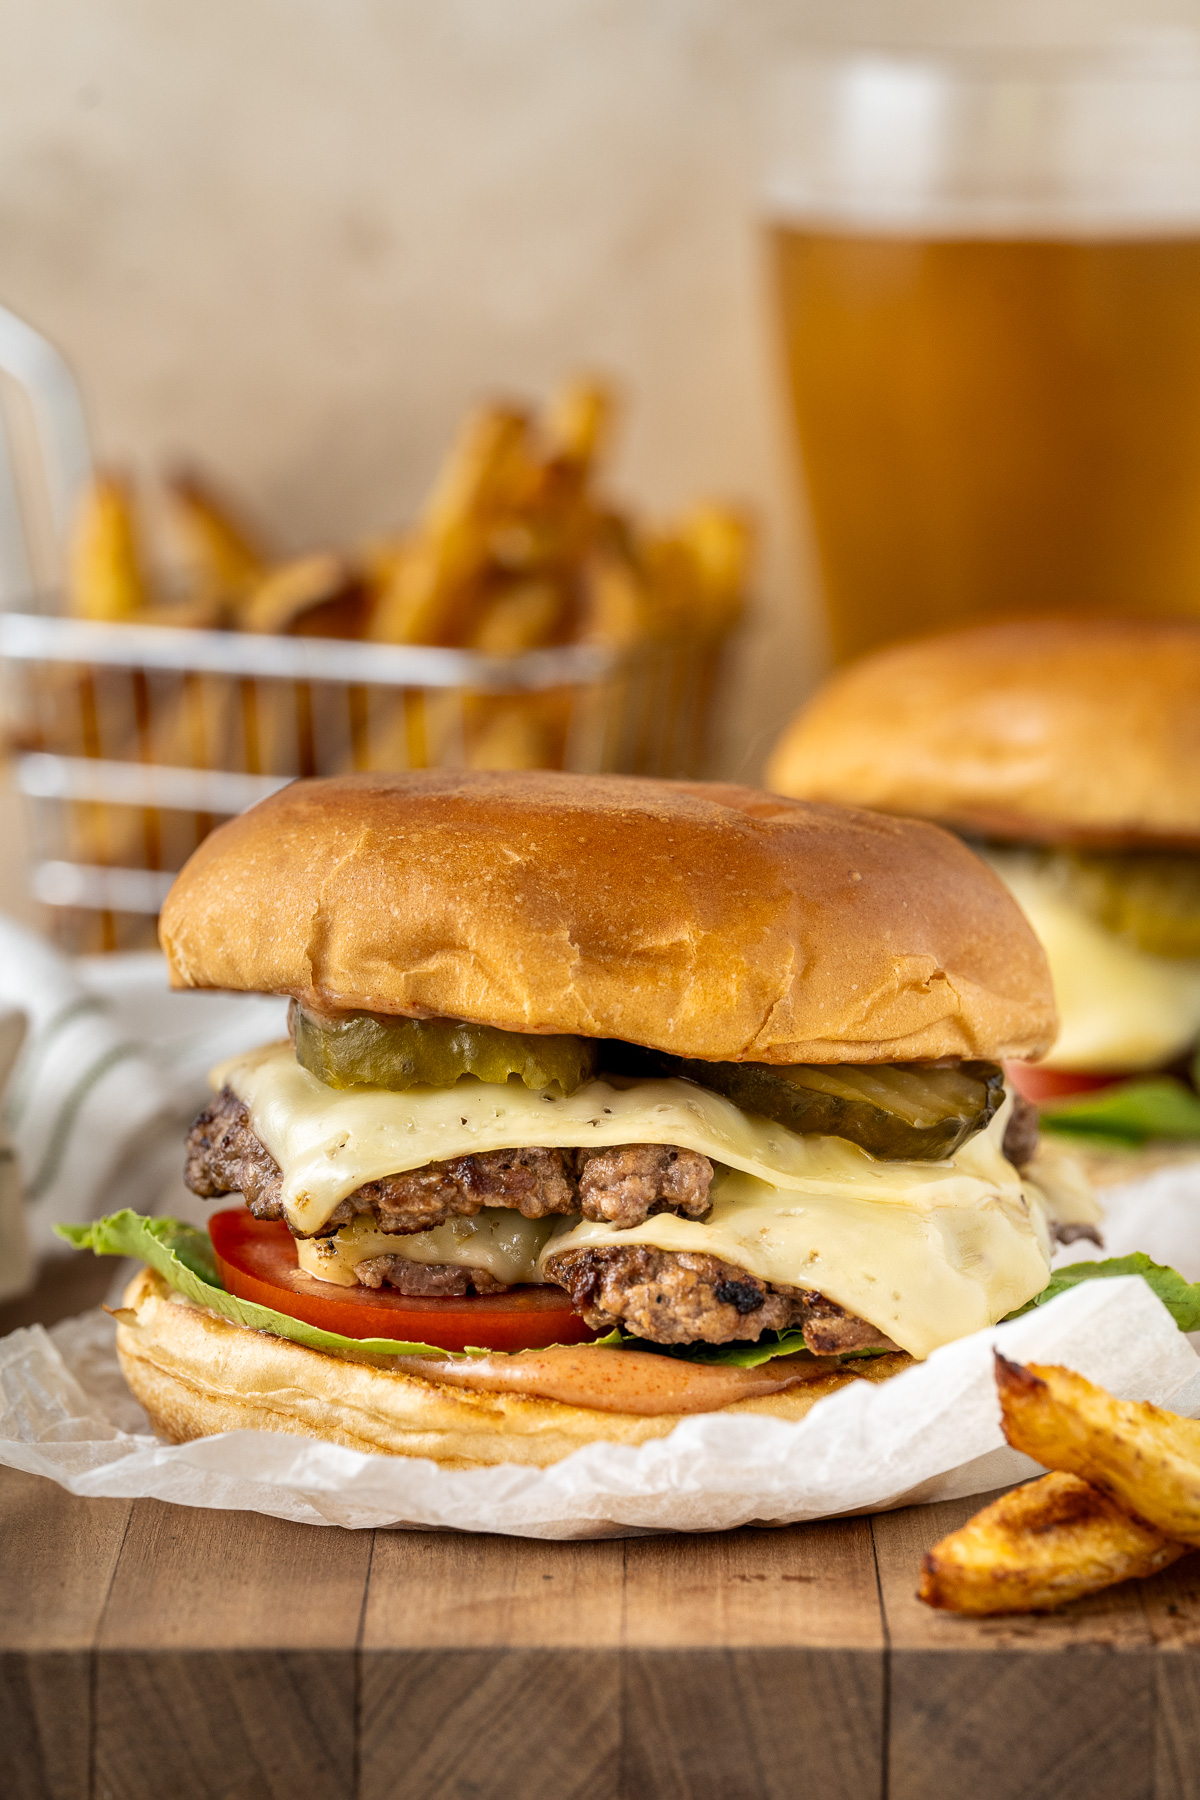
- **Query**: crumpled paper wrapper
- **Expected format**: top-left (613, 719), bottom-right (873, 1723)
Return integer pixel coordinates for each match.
top-left (0, 1276), bottom-right (1197, 1536)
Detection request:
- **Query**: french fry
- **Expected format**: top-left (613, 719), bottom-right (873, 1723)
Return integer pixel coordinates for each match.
top-left (543, 376), bottom-right (614, 471)
top-left (577, 545), bottom-right (654, 648)
top-left (68, 474), bottom-right (149, 621)
top-left (239, 553), bottom-right (359, 636)
top-left (919, 1470), bottom-right (1186, 1614)
top-left (465, 699), bottom-right (556, 771)
top-left (673, 503), bottom-right (752, 631)
top-left (467, 580), bottom-right (565, 655)
top-left (167, 469), bottom-right (268, 603)
top-left (645, 506), bottom-right (752, 637)
top-left (997, 1354), bottom-right (1200, 1546)
top-left (369, 407), bottom-right (529, 644)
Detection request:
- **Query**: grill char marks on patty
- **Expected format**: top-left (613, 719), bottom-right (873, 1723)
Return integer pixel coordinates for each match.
top-left (544, 1244), bottom-right (900, 1354)
top-left (185, 1087), bottom-right (291, 1220)
top-left (184, 1088), bottom-right (714, 1239)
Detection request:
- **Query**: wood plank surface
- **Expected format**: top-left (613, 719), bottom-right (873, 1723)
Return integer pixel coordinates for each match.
top-left (0, 1467), bottom-right (131, 1800)
top-left (361, 1533), bottom-right (624, 1800)
top-left (94, 1499), bottom-right (371, 1800)
top-left (1139, 1553), bottom-right (1200, 1800)
top-left (619, 1522), bottom-right (883, 1800)
top-left (7, 1467), bottom-right (1200, 1800)
top-left (874, 1493), bottom-right (1159, 1800)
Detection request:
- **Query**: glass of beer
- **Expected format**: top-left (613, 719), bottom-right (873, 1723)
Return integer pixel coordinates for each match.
top-left (765, 43), bottom-right (1200, 662)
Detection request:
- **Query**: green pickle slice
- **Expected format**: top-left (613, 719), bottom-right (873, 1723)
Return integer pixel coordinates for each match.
top-left (292, 1004), bottom-right (598, 1095)
top-left (1048, 850), bottom-right (1200, 960)
top-left (603, 1045), bottom-right (1005, 1161)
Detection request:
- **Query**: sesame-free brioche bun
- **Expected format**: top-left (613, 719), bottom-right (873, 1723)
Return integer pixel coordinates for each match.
top-left (767, 619), bottom-right (1200, 849)
top-left (115, 1268), bottom-right (911, 1468)
top-left (159, 770), bottom-right (1055, 1063)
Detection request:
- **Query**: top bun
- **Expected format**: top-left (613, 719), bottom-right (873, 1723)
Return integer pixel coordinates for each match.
top-left (160, 771), bottom-right (1055, 1064)
top-left (768, 619), bottom-right (1200, 849)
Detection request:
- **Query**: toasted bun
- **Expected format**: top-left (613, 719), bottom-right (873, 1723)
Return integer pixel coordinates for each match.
top-left (160, 770), bottom-right (1054, 1063)
top-left (115, 1269), bottom-right (908, 1468)
top-left (767, 619), bottom-right (1200, 849)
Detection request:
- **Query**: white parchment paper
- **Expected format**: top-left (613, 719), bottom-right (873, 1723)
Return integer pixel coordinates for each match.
top-left (1, 1276), bottom-right (1198, 1536)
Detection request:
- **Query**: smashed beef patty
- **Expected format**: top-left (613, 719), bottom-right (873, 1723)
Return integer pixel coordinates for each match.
top-left (544, 1244), bottom-right (899, 1354)
top-left (574, 1142), bottom-right (712, 1227)
top-left (185, 1088), bottom-right (713, 1238)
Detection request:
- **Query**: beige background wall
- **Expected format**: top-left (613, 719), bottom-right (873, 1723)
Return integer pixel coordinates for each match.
top-left (2, 0), bottom-right (1199, 844)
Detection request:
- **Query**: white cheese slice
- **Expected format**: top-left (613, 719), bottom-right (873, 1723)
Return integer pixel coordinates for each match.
top-left (217, 1043), bottom-right (1028, 1233)
top-left (215, 1044), bottom-right (1051, 1357)
top-left (987, 850), bottom-right (1200, 1072)
top-left (297, 1209), bottom-right (554, 1288)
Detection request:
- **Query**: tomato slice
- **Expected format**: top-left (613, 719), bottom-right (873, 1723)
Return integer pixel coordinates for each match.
top-left (208, 1208), bottom-right (597, 1353)
top-left (1004, 1062), bottom-right (1127, 1104)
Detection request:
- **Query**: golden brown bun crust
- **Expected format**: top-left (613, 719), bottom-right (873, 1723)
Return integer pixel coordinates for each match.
top-left (767, 619), bottom-right (1200, 849)
top-left (114, 1269), bottom-right (906, 1468)
top-left (160, 770), bottom-right (1054, 1063)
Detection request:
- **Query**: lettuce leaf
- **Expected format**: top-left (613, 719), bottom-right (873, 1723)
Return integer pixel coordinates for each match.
top-left (1039, 1077), bottom-right (1200, 1145)
top-left (1003, 1253), bottom-right (1200, 1332)
top-left (598, 1327), bottom-right (815, 1368)
top-left (55, 1211), bottom-right (468, 1359)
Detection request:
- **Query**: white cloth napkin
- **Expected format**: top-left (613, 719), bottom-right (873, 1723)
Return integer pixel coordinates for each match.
top-left (0, 916), bottom-right (287, 1255)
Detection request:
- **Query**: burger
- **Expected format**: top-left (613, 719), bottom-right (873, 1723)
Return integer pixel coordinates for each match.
top-left (65, 769), bottom-right (1091, 1468)
top-left (767, 618), bottom-right (1200, 1157)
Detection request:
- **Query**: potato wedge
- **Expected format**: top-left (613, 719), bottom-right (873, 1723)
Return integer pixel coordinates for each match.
top-left (919, 1470), bottom-right (1186, 1614)
top-left (997, 1353), bottom-right (1200, 1546)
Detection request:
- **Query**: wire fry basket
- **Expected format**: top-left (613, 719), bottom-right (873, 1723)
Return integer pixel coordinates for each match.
top-left (1, 608), bottom-right (728, 952)
top-left (0, 304), bottom-right (737, 950)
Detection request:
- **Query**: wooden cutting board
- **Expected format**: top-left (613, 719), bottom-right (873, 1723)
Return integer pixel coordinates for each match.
top-left (2, 1462), bottom-right (1197, 1800)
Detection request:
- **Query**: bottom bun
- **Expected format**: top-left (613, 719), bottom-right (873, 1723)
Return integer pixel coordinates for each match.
top-left (114, 1269), bottom-right (910, 1468)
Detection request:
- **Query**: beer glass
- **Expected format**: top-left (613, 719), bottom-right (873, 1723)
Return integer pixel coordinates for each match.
top-left (765, 43), bottom-right (1200, 662)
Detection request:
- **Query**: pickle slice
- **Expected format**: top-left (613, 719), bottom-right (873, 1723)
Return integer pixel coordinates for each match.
top-left (292, 1004), bottom-right (598, 1095)
top-left (1049, 851), bottom-right (1200, 960)
top-left (602, 1045), bottom-right (1004, 1161)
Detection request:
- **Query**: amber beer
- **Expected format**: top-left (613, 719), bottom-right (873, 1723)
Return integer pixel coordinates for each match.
top-left (770, 227), bottom-right (1200, 663)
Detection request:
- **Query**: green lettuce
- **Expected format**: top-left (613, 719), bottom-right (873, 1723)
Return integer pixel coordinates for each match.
top-left (1039, 1077), bottom-right (1200, 1145)
top-left (1003, 1253), bottom-right (1200, 1332)
top-left (56, 1211), bottom-right (467, 1359)
top-left (597, 1326), bottom-right (817, 1368)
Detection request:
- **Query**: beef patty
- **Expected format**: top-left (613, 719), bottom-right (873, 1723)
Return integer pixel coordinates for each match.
top-left (185, 1088), bottom-right (713, 1239)
top-left (352, 1257), bottom-right (509, 1297)
top-left (544, 1243), bottom-right (899, 1354)
top-left (1001, 1093), bottom-right (1039, 1171)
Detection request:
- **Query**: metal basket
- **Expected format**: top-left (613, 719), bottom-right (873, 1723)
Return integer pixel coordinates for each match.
top-left (0, 608), bottom-right (727, 951)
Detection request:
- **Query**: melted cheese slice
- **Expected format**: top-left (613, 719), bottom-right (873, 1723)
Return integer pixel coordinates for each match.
top-left (217, 1044), bottom-right (1051, 1358)
top-left (988, 850), bottom-right (1200, 1072)
top-left (297, 1210), bottom-right (554, 1288)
